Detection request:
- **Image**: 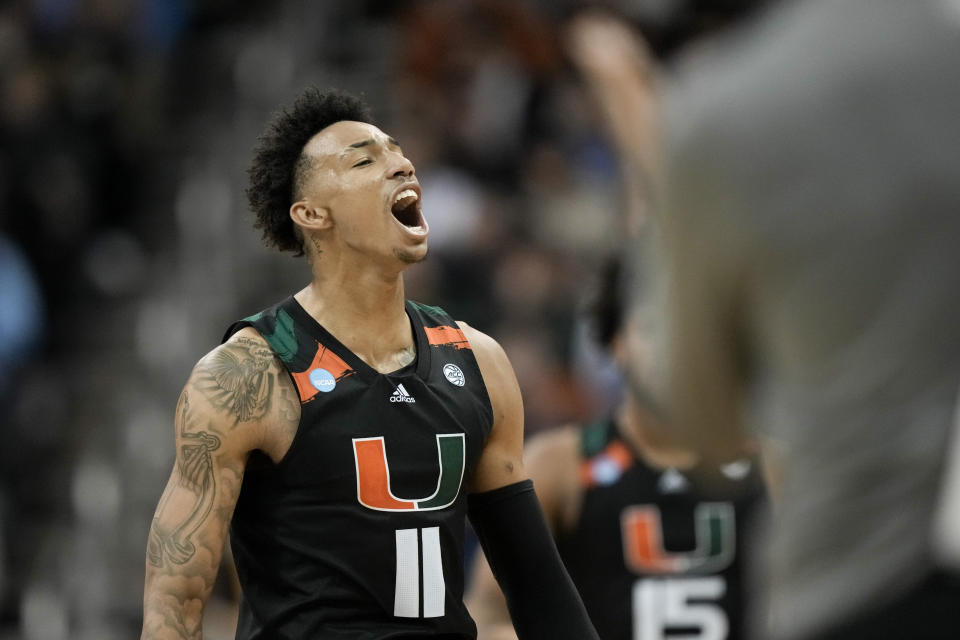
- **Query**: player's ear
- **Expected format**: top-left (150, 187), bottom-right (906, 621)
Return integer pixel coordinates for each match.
top-left (290, 201), bottom-right (333, 231)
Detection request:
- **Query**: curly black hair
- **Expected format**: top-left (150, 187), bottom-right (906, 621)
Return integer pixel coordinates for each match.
top-left (246, 87), bottom-right (374, 256)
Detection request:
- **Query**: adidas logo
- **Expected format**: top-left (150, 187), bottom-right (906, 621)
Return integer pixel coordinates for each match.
top-left (390, 383), bottom-right (416, 404)
top-left (658, 468), bottom-right (690, 494)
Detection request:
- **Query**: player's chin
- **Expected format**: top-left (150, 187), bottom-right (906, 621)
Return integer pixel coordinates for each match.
top-left (393, 242), bottom-right (428, 265)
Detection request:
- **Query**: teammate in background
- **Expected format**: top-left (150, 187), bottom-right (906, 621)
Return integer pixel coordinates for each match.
top-left (139, 88), bottom-right (599, 640)
top-left (466, 256), bottom-right (765, 640)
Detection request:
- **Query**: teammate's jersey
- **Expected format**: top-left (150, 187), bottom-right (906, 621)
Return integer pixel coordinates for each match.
top-left (555, 419), bottom-right (764, 640)
top-left (223, 297), bottom-right (493, 640)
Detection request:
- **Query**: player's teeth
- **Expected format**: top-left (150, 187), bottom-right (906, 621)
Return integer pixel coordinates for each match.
top-left (394, 189), bottom-right (417, 204)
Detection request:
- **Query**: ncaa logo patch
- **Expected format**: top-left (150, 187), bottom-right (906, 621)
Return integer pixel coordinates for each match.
top-left (443, 363), bottom-right (465, 387)
top-left (309, 368), bottom-right (336, 393)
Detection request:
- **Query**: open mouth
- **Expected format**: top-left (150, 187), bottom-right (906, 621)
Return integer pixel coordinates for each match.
top-left (391, 188), bottom-right (425, 229)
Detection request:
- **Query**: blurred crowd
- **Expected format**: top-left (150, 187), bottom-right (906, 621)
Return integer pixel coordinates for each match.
top-left (0, 0), bottom-right (766, 638)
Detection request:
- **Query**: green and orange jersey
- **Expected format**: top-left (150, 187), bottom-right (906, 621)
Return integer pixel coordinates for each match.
top-left (557, 419), bottom-right (765, 640)
top-left (223, 297), bottom-right (493, 640)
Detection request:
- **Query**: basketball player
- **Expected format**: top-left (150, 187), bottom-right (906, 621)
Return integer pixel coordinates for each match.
top-left (466, 258), bottom-right (765, 640)
top-left (139, 88), bottom-right (600, 640)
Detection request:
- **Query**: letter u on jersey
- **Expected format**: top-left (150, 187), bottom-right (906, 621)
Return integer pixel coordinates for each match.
top-left (353, 434), bottom-right (466, 511)
top-left (621, 503), bottom-right (736, 574)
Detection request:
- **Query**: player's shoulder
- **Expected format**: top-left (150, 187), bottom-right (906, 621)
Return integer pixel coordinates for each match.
top-left (454, 321), bottom-right (518, 396)
top-left (187, 326), bottom-right (293, 426)
top-left (218, 325), bottom-right (275, 352)
top-left (195, 326), bottom-right (281, 379)
top-left (222, 325), bottom-right (274, 351)
top-left (454, 321), bottom-right (512, 378)
top-left (455, 321), bottom-right (500, 356)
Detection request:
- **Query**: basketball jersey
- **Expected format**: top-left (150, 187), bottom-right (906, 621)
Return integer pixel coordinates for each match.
top-left (223, 297), bottom-right (493, 640)
top-left (555, 419), bottom-right (764, 640)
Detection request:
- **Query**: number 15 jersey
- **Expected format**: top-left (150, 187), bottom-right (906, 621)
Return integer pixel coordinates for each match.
top-left (557, 419), bottom-right (765, 640)
top-left (223, 297), bottom-right (493, 639)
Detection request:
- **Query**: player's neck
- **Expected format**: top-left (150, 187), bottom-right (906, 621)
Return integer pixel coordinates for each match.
top-left (616, 396), bottom-right (699, 471)
top-left (296, 266), bottom-right (415, 373)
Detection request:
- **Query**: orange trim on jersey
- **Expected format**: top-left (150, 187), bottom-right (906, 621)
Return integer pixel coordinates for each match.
top-left (579, 460), bottom-right (595, 487)
top-left (424, 325), bottom-right (471, 350)
top-left (606, 440), bottom-right (633, 468)
top-left (290, 342), bottom-right (355, 403)
top-left (580, 439), bottom-right (634, 487)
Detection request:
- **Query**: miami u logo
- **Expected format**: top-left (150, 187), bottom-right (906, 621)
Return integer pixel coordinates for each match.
top-left (352, 434), bottom-right (465, 511)
top-left (621, 503), bottom-right (736, 574)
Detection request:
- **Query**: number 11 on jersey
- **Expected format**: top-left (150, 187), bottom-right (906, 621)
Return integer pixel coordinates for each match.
top-left (395, 527), bottom-right (445, 618)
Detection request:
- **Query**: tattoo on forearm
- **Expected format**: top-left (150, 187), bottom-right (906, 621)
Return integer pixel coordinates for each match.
top-left (142, 591), bottom-right (203, 640)
top-left (148, 392), bottom-right (223, 568)
top-left (195, 337), bottom-right (276, 424)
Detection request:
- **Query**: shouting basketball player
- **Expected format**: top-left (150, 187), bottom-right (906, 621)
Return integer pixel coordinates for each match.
top-left (139, 88), bottom-right (599, 640)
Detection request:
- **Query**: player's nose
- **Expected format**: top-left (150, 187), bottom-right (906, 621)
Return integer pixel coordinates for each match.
top-left (388, 152), bottom-right (415, 179)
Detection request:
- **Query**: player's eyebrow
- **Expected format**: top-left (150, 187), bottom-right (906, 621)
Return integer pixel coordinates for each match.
top-left (341, 137), bottom-right (402, 158)
top-left (348, 139), bottom-right (374, 150)
top-left (342, 139), bottom-right (374, 157)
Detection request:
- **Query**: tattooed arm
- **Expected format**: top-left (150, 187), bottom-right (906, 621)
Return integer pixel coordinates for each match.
top-left (140, 330), bottom-right (299, 639)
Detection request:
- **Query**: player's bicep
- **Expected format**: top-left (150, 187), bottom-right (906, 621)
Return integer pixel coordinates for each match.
top-left (142, 386), bottom-right (256, 636)
top-left (144, 391), bottom-right (247, 604)
top-left (460, 323), bottom-right (527, 493)
top-left (146, 391), bottom-right (245, 572)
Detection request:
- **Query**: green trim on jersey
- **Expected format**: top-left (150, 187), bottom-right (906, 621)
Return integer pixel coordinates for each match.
top-left (581, 419), bottom-right (613, 458)
top-left (260, 308), bottom-right (299, 363)
top-left (408, 300), bottom-right (448, 317)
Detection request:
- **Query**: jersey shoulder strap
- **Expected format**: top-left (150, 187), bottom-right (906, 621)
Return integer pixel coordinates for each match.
top-left (222, 297), bottom-right (311, 368)
top-left (406, 300), bottom-right (472, 349)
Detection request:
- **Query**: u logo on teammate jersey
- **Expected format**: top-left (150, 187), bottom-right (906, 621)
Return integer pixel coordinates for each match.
top-left (352, 434), bottom-right (466, 511)
top-left (621, 503), bottom-right (736, 574)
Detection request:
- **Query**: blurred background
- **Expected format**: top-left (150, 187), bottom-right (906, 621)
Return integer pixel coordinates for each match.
top-left (0, 0), bottom-right (765, 637)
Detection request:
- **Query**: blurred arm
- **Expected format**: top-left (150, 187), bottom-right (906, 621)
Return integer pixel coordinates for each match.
top-left (566, 11), bottom-right (660, 233)
top-left (647, 115), bottom-right (750, 464)
top-left (466, 558), bottom-right (516, 640)
top-left (140, 333), bottom-right (294, 639)
top-left (466, 426), bottom-right (581, 640)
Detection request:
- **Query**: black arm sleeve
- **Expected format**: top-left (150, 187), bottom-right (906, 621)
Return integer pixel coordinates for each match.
top-left (467, 479), bottom-right (600, 640)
